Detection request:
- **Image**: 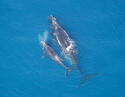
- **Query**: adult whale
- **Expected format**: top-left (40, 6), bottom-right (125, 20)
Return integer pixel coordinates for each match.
top-left (40, 41), bottom-right (70, 76)
top-left (48, 15), bottom-right (78, 67)
top-left (48, 15), bottom-right (96, 86)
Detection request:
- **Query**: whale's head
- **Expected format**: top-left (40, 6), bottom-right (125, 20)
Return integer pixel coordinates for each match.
top-left (48, 15), bottom-right (59, 30)
top-left (48, 15), bottom-right (55, 23)
top-left (40, 41), bottom-right (45, 47)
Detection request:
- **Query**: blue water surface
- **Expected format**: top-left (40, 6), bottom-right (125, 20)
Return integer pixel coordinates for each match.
top-left (0, 0), bottom-right (125, 97)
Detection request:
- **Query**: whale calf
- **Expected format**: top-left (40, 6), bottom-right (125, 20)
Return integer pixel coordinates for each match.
top-left (40, 41), bottom-right (70, 76)
top-left (48, 15), bottom-right (96, 86)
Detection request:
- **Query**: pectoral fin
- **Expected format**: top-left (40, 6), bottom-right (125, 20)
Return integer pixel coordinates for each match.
top-left (41, 50), bottom-right (46, 59)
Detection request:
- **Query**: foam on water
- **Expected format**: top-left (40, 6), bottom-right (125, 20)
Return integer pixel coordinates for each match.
top-left (38, 30), bottom-right (49, 43)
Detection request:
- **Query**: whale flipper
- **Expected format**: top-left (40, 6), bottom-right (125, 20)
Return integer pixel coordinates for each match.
top-left (41, 49), bottom-right (47, 59)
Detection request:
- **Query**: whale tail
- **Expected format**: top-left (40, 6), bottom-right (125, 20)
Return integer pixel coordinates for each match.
top-left (79, 73), bottom-right (98, 87)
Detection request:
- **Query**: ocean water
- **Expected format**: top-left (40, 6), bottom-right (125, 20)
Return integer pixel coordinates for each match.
top-left (0, 0), bottom-right (125, 97)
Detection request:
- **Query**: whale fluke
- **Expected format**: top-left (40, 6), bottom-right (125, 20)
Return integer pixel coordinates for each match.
top-left (79, 73), bottom-right (98, 87)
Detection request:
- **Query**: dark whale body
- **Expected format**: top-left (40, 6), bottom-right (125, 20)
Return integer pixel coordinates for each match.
top-left (48, 15), bottom-right (96, 87)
